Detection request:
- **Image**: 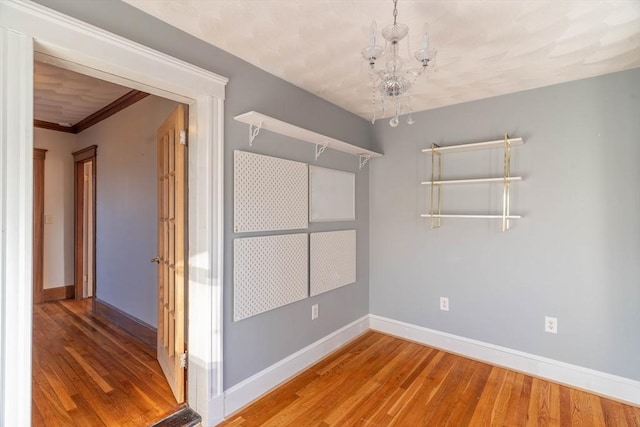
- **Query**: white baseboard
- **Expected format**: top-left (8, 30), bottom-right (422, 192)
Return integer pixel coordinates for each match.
top-left (206, 394), bottom-right (224, 427)
top-left (369, 314), bottom-right (640, 406)
top-left (219, 313), bottom-right (638, 422)
top-left (223, 315), bottom-right (370, 416)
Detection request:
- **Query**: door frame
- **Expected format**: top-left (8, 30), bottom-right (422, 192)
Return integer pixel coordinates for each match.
top-left (72, 145), bottom-right (97, 302)
top-left (33, 148), bottom-right (47, 304)
top-left (0, 1), bottom-right (227, 425)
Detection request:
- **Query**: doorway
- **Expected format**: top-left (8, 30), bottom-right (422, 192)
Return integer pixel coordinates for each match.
top-left (32, 92), bottom-right (189, 423)
top-left (1, 4), bottom-right (226, 424)
top-left (73, 146), bottom-right (96, 302)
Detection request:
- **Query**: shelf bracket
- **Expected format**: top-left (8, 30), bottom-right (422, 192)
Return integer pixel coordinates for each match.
top-left (248, 121), bottom-right (263, 146)
top-left (315, 142), bottom-right (328, 161)
top-left (358, 154), bottom-right (371, 170)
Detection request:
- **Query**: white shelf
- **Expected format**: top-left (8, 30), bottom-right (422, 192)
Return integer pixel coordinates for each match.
top-left (422, 137), bottom-right (524, 153)
top-left (421, 177), bottom-right (523, 185)
top-left (234, 111), bottom-right (382, 158)
top-left (420, 214), bottom-right (522, 219)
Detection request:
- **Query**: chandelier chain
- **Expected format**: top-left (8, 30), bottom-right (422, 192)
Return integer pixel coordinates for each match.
top-left (392, 0), bottom-right (398, 25)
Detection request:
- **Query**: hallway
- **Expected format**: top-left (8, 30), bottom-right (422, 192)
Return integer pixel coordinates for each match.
top-left (32, 299), bottom-right (179, 426)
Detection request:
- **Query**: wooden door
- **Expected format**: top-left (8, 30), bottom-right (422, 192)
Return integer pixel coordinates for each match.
top-left (156, 104), bottom-right (187, 403)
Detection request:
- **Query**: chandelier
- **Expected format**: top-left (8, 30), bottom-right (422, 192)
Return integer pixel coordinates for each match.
top-left (361, 0), bottom-right (437, 127)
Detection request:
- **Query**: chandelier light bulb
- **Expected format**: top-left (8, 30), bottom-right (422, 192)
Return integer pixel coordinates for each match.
top-left (422, 23), bottom-right (430, 51)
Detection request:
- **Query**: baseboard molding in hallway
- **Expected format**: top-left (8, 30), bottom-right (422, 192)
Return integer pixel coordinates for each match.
top-left (93, 298), bottom-right (157, 348)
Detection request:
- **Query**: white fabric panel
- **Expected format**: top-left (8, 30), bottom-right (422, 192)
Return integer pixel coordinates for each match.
top-left (234, 233), bottom-right (308, 321)
top-left (310, 230), bottom-right (356, 296)
top-left (234, 150), bottom-right (308, 232)
top-left (309, 166), bottom-right (355, 222)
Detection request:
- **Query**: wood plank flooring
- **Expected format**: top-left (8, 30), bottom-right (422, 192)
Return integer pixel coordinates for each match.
top-left (218, 331), bottom-right (640, 427)
top-left (32, 299), bottom-right (180, 426)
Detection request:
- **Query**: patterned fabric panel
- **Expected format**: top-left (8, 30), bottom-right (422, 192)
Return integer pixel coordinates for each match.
top-left (234, 233), bottom-right (308, 321)
top-left (234, 150), bottom-right (308, 233)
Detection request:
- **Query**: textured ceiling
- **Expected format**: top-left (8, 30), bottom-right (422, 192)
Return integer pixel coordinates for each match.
top-left (34, 61), bottom-right (131, 126)
top-left (123, 0), bottom-right (640, 120)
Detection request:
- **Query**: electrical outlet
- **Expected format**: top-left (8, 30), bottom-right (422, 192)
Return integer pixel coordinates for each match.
top-left (545, 316), bottom-right (558, 334)
top-left (440, 297), bottom-right (449, 311)
top-left (311, 304), bottom-right (319, 320)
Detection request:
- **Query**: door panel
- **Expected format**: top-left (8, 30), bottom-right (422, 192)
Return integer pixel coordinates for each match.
top-left (156, 104), bottom-right (187, 403)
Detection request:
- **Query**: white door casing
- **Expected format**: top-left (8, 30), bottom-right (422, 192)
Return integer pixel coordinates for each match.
top-left (0, 25), bottom-right (35, 427)
top-left (0, 1), bottom-right (227, 425)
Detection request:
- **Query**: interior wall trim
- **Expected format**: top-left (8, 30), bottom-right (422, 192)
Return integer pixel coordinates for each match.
top-left (1, 1), bottom-right (227, 424)
top-left (0, 26), bottom-right (34, 427)
top-left (369, 315), bottom-right (640, 406)
top-left (73, 90), bottom-right (149, 133)
top-left (94, 298), bottom-right (157, 348)
top-left (72, 145), bottom-right (97, 302)
top-left (41, 285), bottom-right (74, 302)
top-left (33, 119), bottom-right (74, 133)
top-left (34, 90), bottom-right (149, 134)
top-left (33, 148), bottom-right (47, 304)
top-left (219, 313), bottom-right (639, 423)
top-left (223, 315), bottom-right (370, 417)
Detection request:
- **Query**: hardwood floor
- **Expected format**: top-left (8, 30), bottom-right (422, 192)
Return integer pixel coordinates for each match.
top-left (32, 299), bottom-right (180, 426)
top-left (218, 331), bottom-right (640, 427)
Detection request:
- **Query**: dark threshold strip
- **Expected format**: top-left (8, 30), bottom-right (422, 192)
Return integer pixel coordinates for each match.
top-left (149, 406), bottom-right (202, 427)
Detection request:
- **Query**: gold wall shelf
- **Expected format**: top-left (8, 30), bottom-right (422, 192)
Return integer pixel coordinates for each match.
top-left (422, 135), bottom-right (525, 232)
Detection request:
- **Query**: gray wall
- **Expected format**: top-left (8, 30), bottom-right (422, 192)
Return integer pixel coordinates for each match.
top-left (369, 69), bottom-right (640, 380)
top-left (75, 95), bottom-right (178, 327)
top-left (34, 128), bottom-right (75, 290)
top-left (34, 0), bottom-right (374, 388)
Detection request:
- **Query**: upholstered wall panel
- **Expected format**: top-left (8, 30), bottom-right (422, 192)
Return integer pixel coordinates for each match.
top-left (310, 230), bottom-right (356, 296)
top-left (309, 166), bottom-right (355, 222)
top-left (234, 233), bottom-right (308, 321)
top-left (234, 150), bottom-right (308, 232)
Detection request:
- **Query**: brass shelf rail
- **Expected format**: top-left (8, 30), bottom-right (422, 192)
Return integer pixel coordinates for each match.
top-left (421, 135), bottom-right (525, 232)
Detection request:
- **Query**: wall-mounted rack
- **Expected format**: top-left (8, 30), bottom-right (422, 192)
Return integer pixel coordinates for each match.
top-left (421, 135), bottom-right (525, 231)
top-left (421, 137), bottom-right (524, 153)
top-left (234, 111), bottom-right (382, 170)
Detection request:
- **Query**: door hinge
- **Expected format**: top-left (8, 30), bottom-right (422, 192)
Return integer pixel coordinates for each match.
top-left (179, 352), bottom-right (187, 369)
top-left (179, 130), bottom-right (187, 146)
